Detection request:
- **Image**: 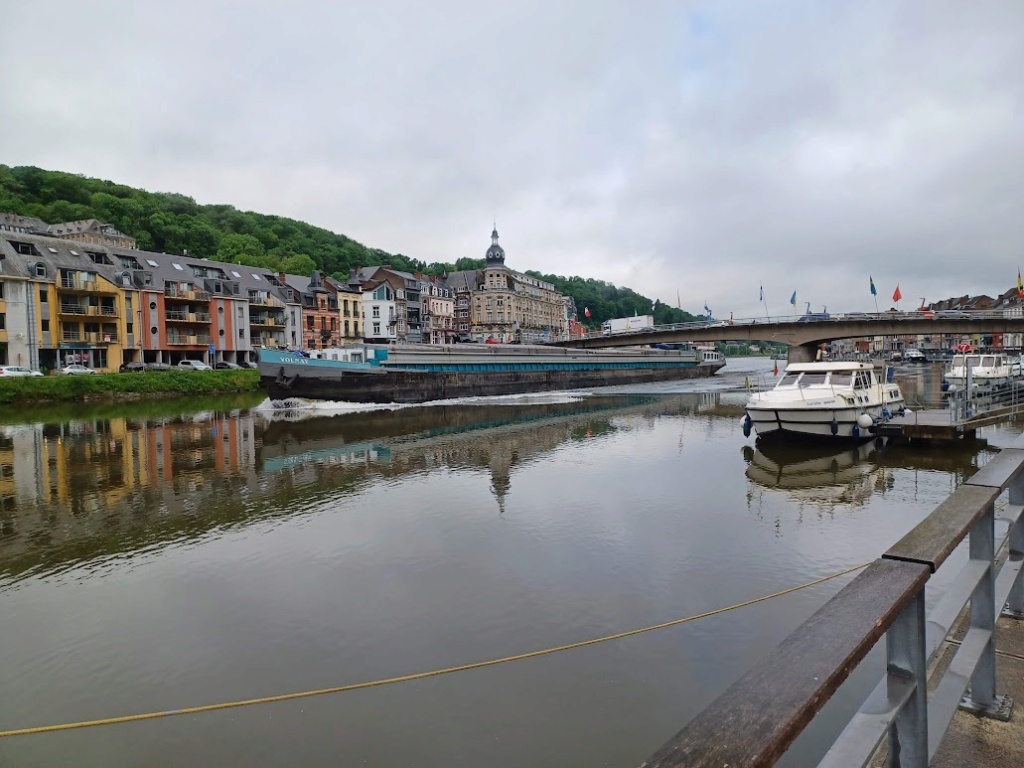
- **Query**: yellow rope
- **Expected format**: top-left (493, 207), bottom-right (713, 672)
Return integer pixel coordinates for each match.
top-left (0, 561), bottom-right (871, 739)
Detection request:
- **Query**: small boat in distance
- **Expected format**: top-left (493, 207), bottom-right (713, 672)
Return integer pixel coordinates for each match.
top-left (944, 353), bottom-right (1022, 391)
top-left (903, 348), bottom-right (928, 364)
top-left (743, 361), bottom-right (905, 443)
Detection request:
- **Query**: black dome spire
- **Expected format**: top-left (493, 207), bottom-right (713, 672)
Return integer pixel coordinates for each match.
top-left (485, 226), bottom-right (505, 265)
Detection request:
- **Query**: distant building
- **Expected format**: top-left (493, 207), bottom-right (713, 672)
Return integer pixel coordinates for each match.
top-left (445, 228), bottom-right (568, 343)
top-left (46, 219), bottom-right (136, 249)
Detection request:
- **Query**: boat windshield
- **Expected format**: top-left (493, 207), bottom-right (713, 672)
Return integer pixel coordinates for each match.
top-left (981, 356), bottom-right (997, 367)
top-left (778, 372), bottom-right (802, 387)
top-left (798, 372), bottom-right (829, 387)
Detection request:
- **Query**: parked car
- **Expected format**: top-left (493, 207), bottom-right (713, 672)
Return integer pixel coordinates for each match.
top-left (61, 364), bottom-right (98, 375)
top-left (119, 361), bottom-right (146, 373)
top-left (935, 310), bottom-right (970, 319)
top-left (177, 360), bottom-right (212, 371)
top-left (215, 361), bottom-right (242, 370)
top-left (145, 362), bottom-right (172, 371)
top-left (0, 365), bottom-right (44, 377)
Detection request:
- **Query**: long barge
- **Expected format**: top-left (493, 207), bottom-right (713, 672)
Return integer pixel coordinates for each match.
top-left (258, 343), bottom-right (726, 404)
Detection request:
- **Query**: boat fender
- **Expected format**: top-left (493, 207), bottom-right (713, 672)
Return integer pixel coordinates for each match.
top-left (882, 407), bottom-right (891, 421)
top-left (857, 413), bottom-right (874, 429)
top-left (941, 379), bottom-right (950, 392)
top-left (830, 418), bottom-right (839, 436)
top-left (852, 424), bottom-right (860, 439)
top-left (742, 414), bottom-right (752, 438)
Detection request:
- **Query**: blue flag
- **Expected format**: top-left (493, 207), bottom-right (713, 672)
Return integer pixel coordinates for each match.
top-left (789, 291), bottom-right (797, 306)
top-left (870, 276), bottom-right (877, 296)
top-left (704, 303), bottom-right (711, 315)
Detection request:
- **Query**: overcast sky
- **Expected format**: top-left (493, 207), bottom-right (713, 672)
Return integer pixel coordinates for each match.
top-left (2, 1), bottom-right (1022, 318)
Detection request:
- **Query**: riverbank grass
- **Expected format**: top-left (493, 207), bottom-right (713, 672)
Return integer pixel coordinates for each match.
top-left (0, 369), bottom-right (260, 405)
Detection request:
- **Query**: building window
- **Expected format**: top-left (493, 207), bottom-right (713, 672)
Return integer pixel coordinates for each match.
top-left (372, 306), bottom-right (380, 318)
top-left (40, 288), bottom-right (48, 302)
top-left (239, 329), bottom-right (245, 339)
top-left (41, 319), bottom-right (49, 332)
top-left (0, 282), bottom-right (4, 299)
top-left (306, 315), bottom-right (314, 329)
top-left (0, 313), bottom-right (5, 330)
top-left (373, 322), bottom-right (380, 336)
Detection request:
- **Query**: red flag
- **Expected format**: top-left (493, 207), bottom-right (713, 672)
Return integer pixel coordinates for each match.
top-left (584, 307), bottom-right (591, 318)
top-left (893, 285), bottom-right (902, 302)
top-left (773, 362), bottom-right (779, 376)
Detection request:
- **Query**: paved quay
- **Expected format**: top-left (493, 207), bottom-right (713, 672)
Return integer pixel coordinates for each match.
top-left (930, 612), bottom-right (1024, 766)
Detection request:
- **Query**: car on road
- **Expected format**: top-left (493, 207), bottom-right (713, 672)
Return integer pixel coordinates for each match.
top-left (214, 361), bottom-right (242, 369)
top-left (119, 361), bottom-right (146, 373)
top-left (145, 362), bottom-right (173, 371)
top-left (61, 364), bottom-right (98, 375)
top-left (0, 365), bottom-right (44, 377)
top-left (935, 310), bottom-right (970, 319)
top-left (177, 359), bottom-right (212, 371)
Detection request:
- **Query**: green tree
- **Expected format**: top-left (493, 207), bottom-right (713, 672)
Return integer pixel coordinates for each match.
top-left (281, 254), bottom-right (317, 276)
top-left (216, 233), bottom-right (265, 264)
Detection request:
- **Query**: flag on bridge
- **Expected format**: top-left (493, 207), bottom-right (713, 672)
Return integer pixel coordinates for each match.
top-left (893, 285), bottom-right (902, 302)
top-left (870, 276), bottom-right (877, 296)
top-left (789, 291), bottom-right (797, 307)
top-left (759, 284), bottom-right (764, 302)
top-left (704, 303), bottom-right (711, 315)
top-left (1017, 269), bottom-right (1023, 297)
top-left (584, 307), bottom-right (591, 318)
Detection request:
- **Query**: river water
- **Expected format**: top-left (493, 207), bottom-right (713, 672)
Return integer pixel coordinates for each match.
top-left (0, 358), bottom-right (1019, 767)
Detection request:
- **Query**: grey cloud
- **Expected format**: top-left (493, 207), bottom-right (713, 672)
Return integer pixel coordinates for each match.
top-left (2, 1), bottom-right (1023, 317)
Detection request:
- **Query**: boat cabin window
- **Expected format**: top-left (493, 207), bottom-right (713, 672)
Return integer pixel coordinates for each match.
top-left (854, 372), bottom-right (871, 389)
top-left (981, 356), bottom-right (996, 367)
top-left (798, 372), bottom-right (828, 387)
top-left (779, 372), bottom-right (802, 387)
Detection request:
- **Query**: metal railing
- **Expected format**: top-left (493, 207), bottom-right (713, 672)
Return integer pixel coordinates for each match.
top-left (643, 436), bottom-right (1024, 767)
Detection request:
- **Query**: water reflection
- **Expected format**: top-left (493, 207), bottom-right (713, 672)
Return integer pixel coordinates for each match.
top-left (0, 393), bottom-right (723, 583)
top-left (742, 436), bottom-right (990, 519)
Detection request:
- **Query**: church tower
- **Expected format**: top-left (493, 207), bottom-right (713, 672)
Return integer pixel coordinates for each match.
top-left (485, 226), bottom-right (506, 266)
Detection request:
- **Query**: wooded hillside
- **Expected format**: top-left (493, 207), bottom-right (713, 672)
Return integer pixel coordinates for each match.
top-left (0, 165), bottom-right (698, 326)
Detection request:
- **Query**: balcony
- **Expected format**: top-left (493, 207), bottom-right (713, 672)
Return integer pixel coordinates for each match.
top-left (167, 332), bottom-right (212, 346)
top-left (60, 274), bottom-right (99, 291)
top-left (59, 302), bottom-right (88, 316)
top-left (165, 287), bottom-right (213, 302)
top-left (166, 311), bottom-right (212, 323)
top-left (248, 295), bottom-right (285, 308)
top-left (250, 315), bottom-right (285, 327)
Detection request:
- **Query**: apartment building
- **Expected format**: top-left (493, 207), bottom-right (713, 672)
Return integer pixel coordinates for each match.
top-left (445, 228), bottom-right (568, 343)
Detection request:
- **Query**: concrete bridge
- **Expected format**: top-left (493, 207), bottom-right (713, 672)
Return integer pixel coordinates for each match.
top-left (553, 310), bottom-right (1024, 362)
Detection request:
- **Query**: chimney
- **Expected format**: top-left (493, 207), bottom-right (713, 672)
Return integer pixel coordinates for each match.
top-left (279, 272), bottom-right (287, 286)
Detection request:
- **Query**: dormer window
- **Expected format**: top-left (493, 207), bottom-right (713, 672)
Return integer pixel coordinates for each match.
top-left (34, 263), bottom-right (47, 277)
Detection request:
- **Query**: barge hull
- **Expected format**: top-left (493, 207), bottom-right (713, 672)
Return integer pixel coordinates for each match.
top-left (262, 363), bottom-right (725, 404)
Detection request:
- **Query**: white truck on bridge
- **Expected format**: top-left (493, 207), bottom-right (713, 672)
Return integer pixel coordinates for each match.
top-left (601, 315), bottom-right (655, 335)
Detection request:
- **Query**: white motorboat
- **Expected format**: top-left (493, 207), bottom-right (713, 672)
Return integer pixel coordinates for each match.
top-left (944, 353), bottom-right (1022, 391)
top-left (743, 361), bottom-right (905, 443)
top-left (903, 349), bottom-right (929, 364)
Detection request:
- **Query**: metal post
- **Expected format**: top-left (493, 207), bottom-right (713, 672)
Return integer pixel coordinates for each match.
top-left (959, 503), bottom-right (1010, 717)
top-left (887, 590), bottom-right (928, 768)
top-left (1006, 471), bottom-right (1024, 619)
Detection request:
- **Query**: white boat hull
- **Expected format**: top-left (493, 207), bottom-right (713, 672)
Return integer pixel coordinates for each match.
top-left (746, 403), bottom-right (893, 442)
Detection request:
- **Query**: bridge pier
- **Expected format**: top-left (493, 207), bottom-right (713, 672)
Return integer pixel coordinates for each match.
top-left (788, 343), bottom-right (820, 364)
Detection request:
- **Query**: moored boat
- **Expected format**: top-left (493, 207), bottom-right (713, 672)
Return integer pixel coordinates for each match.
top-left (944, 352), bottom-right (1022, 391)
top-left (258, 342), bottom-right (726, 404)
top-left (743, 361), bottom-right (905, 443)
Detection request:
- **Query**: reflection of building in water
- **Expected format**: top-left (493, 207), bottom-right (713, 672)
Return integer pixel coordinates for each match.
top-left (0, 414), bottom-right (258, 572)
top-left (0, 394), bottom-right (710, 579)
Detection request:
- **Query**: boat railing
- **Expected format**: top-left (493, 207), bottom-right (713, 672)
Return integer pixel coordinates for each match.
top-left (643, 433), bottom-right (1024, 767)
